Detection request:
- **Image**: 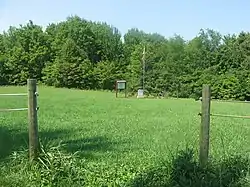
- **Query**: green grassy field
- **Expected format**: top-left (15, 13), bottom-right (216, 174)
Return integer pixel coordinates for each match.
top-left (0, 86), bottom-right (250, 186)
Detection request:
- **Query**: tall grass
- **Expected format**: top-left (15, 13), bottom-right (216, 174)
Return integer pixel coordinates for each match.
top-left (0, 144), bottom-right (249, 187)
top-left (0, 86), bottom-right (249, 186)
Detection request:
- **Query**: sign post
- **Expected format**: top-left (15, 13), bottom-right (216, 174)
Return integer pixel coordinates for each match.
top-left (115, 80), bottom-right (127, 98)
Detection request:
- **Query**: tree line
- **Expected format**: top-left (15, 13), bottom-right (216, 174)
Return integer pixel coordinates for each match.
top-left (1, 15), bottom-right (250, 100)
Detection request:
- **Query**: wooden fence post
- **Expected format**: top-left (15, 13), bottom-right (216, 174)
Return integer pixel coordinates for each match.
top-left (199, 84), bottom-right (211, 167)
top-left (27, 79), bottom-right (39, 161)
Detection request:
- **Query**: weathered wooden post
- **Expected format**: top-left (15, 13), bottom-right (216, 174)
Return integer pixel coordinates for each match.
top-left (125, 81), bottom-right (127, 98)
top-left (199, 84), bottom-right (211, 167)
top-left (27, 79), bottom-right (39, 161)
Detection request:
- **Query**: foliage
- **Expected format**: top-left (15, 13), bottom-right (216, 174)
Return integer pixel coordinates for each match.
top-left (131, 148), bottom-right (249, 187)
top-left (0, 142), bottom-right (85, 187)
top-left (1, 16), bottom-right (250, 99)
top-left (1, 145), bottom-right (249, 187)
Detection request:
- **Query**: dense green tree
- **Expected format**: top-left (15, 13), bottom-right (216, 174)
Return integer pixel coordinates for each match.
top-left (0, 34), bottom-right (8, 85)
top-left (1, 21), bottom-right (50, 84)
top-left (1, 16), bottom-right (250, 100)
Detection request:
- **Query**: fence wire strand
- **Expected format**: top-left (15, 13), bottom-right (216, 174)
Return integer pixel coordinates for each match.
top-left (199, 112), bottom-right (250, 119)
top-left (212, 100), bottom-right (250, 104)
top-left (199, 97), bottom-right (250, 104)
top-left (0, 93), bottom-right (27, 96)
top-left (0, 108), bottom-right (28, 112)
top-left (211, 113), bottom-right (250, 119)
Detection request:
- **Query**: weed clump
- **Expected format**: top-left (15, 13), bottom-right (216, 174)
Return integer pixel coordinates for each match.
top-left (0, 146), bottom-right (249, 187)
top-left (130, 148), bottom-right (250, 187)
top-left (0, 142), bottom-right (85, 187)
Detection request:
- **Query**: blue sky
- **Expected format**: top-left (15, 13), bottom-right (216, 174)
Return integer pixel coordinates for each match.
top-left (0, 0), bottom-right (249, 40)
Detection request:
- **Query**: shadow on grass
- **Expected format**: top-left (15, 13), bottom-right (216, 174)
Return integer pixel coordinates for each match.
top-left (0, 126), bottom-right (27, 160)
top-left (130, 148), bottom-right (249, 187)
top-left (62, 136), bottom-right (124, 160)
top-left (0, 126), bottom-right (121, 161)
top-left (0, 126), bottom-right (69, 161)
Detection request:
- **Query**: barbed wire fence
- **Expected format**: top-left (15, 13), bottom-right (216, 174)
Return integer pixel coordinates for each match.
top-left (199, 84), bottom-right (250, 167)
top-left (0, 79), bottom-right (39, 161)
